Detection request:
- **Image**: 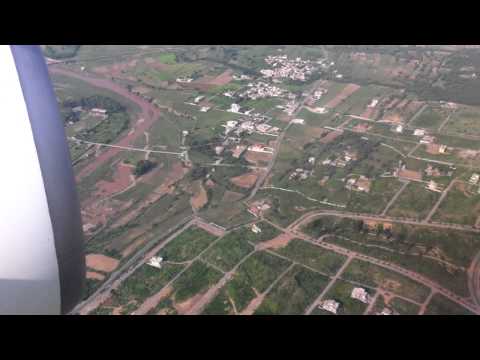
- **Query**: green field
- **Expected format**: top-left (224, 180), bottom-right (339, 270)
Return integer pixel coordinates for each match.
top-left (346, 178), bottom-right (403, 214)
top-left (341, 259), bottom-right (430, 303)
top-left (201, 230), bottom-right (255, 272)
top-left (91, 262), bottom-right (185, 315)
top-left (274, 239), bottom-right (347, 275)
top-left (255, 265), bottom-right (329, 315)
top-left (170, 260), bottom-right (223, 304)
top-left (202, 251), bottom-right (291, 314)
top-left (424, 293), bottom-right (475, 315)
top-left (387, 181), bottom-right (441, 220)
top-left (389, 297), bottom-right (421, 315)
top-left (411, 106), bottom-right (445, 130)
top-left (443, 106), bottom-right (480, 137)
top-left (432, 182), bottom-right (480, 225)
top-left (159, 226), bottom-right (218, 262)
top-left (312, 279), bottom-right (370, 315)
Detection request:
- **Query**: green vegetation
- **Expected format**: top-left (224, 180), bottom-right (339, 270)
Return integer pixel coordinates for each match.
top-left (341, 259), bottom-right (430, 303)
top-left (202, 230), bottom-right (254, 272)
top-left (92, 263), bottom-right (184, 315)
top-left (203, 251), bottom-right (291, 314)
top-left (160, 226), bottom-right (217, 262)
top-left (171, 260), bottom-right (223, 303)
top-left (314, 279), bottom-right (370, 315)
top-left (229, 221), bottom-right (281, 244)
top-left (158, 52), bottom-right (177, 65)
top-left (411, 106), bottom-right (444, 129)
top-left (43, 45), bottom-right (80, 59)
top-left (274, 239), bottom-right (347, 275)
top-left (389, 297), bottom-right (420, 315)
top-left (255, 265), bottom-right (329, 315)
top-left (433, 182), bottom-right (480, 225)
top-left (133, 159), bottom-right (156, 176)
top-left (387, 181), bottom-right (441, 220)
top-left (424, 293), bottom-right (475, 315)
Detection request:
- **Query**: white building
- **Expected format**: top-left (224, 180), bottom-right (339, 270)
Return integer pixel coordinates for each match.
top-left (308, 157), bottom-right (316, 165)
top-left (414, 129), bottom-right (425, 136)
top-left (251, 224), bottom-right (262, 234)
top-left (291, 118), bottom-right (305, 125)
top-left (469, 173), bottom-right (480, 185)
top-left (351, 287), bottom-right (371, 304)
top-left (147, 256), bottom-right (163, 269)
top-left (321, 300), bottom-right (340, 314)
top-left (395, 125), bottom-right (403, 133)
top-left (200, 106), bottom-right (210, 112)
top-left (229, 103), bottom-right (241, 113)
top-left (378, 308), bottom-right (394, 315)
top-left (194, 96), bottom-right (204, 103)
top-left (368, 99), bottom-right (379, 108)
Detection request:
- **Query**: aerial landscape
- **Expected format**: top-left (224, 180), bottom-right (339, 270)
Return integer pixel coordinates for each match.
top-left (45, 45), bottom-right (480, 315)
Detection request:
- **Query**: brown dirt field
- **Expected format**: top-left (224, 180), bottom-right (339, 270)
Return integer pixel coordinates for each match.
top-left (96, 162), bottom-right (134, 197)
top-left (86, 271), bottom-right (106, 281)
top-left (221, 190), bottom-right (244, 203)
top-left (174, 292), bottom-right (207, 315)
top-left (320, 130), bottom-right (343, 144)
top-left (244, 150), bottom-right (272, 166)
top-left (230, 172), bottom-right (259, 189)
top-left (86, 254), bottom-right (120, 273)
top-left (136, 286), bottom-right (173, 315)
top-left (255, 233), bottom-right (294, 251)
top-left (458, 149), bottom-right (479, 160)
top-left (364, 220), bottom-right (393, 231)
top-left (191, 181), bottom-right (208, 211)
top-left (383, 112), bottom-right (403, 123)
top-left (398, 169), bottom-right (422, 181)
top-left (209, 70), bottom-right (233, 86)
top-left (352, 123), bottom-right (371, 133)
top-left (325, 83), bottom-right (361, 109)
top-left (426, 144), bottom-right (441, 155)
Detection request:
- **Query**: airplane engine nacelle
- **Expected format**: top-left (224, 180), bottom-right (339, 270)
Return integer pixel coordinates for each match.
top-left (0, 45), bottom-right (85, 314)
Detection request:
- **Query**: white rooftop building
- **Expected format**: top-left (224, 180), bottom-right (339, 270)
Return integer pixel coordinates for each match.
top-left (469, 173), bottom-right (480, 185)
top-left (147, 256), bottom-right (163, 269)
top-left (321, 300), bottom-right (340, 314)
top-left (414, 129), bottom-right (425, 136)
top-left (291, 118), bottom-right (305, 125)
top-left (229, 103), bottom-right (241, 113)
top-left (351, 287), bottom-right (371, 304)
top-left (251, 224), bottom-right (262, 234)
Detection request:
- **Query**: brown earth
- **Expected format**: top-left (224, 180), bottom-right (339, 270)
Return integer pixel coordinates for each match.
top-left (320, 130), bottom-right (343, 144)
top-left (174, 292), bottom-right (207, 315)
top-left (135, 286), bottom-right (173, 315)
top-left (240, 288), bottom-right (264, 315)
top-left (244, 150), bottom-right (273, 166)
top-left (191, 181), bottom-right (208, 211)
top-left (86, 271), bottom-right (106, 281)
top-left (230, 172), bottom-right (259, 189)
top-left (96, 162), bottom-right (134, 197)
top-left (325, 84), bottom-right (361, 109)
top-left (255, 233), bottom-right (294, 251)
top-left (86, 254), bottom-right (120, 273)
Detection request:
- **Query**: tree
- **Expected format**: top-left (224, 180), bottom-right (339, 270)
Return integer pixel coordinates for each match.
top-left (133, 160), bottom-right (155, 176)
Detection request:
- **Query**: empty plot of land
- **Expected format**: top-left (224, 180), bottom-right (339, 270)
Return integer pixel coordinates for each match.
top-left (86, 254), bottom-right (120, 273)
top-left (230, 172), bottom-right (260, 189)
top-left (325, 84), bottom-right (361, 109)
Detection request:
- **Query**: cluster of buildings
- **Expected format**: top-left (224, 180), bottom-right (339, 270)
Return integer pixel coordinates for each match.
top-left (239, 81), bottom-right (287, 100)
top-left (221, 117), bottom-right (279, 137)
top-left (320, 287), bottom-right (371, 314)
top-left (289, 168), bottom-right (313, 181)
top-left (345, 176), bottom-right (372, 193)
top-left (322, 151), bottom-right (357, 168)
top-left (247, 200), bottom-right (271, 218)
top-left (72, 106), bottom-right (109, 120)
top-left (261, 55), bottom-right (320, 82)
